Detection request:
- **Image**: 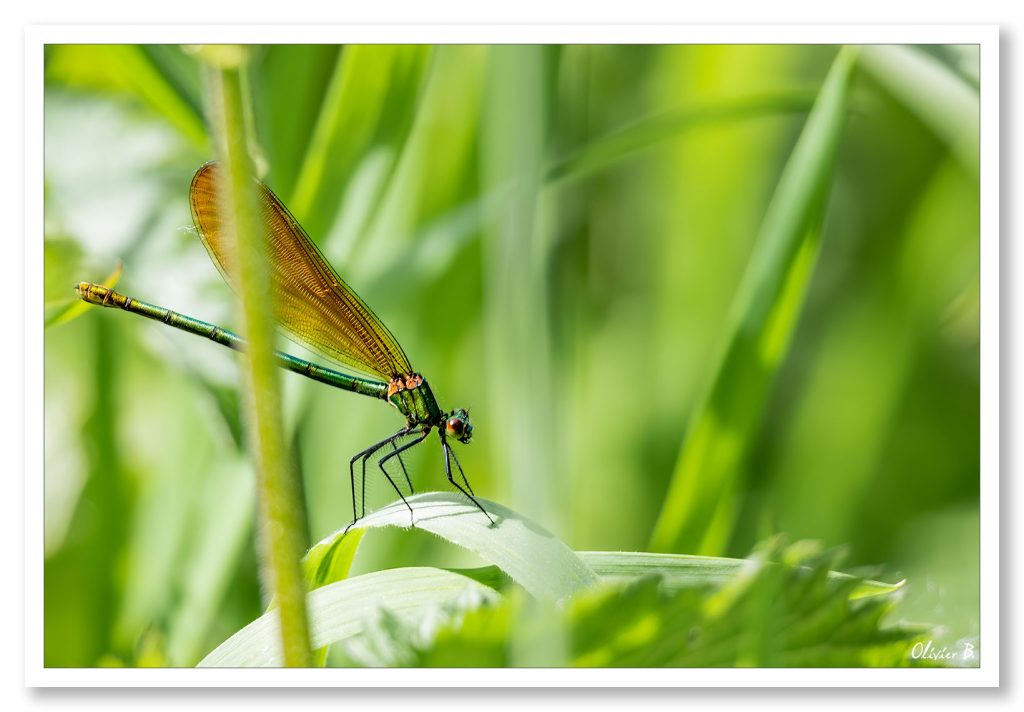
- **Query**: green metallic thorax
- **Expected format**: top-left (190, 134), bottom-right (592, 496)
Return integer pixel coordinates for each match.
top-left (389, 379), bottom-right (444, 428)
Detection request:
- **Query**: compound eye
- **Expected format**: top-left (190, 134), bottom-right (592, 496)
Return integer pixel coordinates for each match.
top-left (446, 417), bottom-right (465, 437)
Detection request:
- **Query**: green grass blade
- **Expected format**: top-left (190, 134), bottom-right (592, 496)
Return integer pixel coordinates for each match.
top-left (305, 492), bottom-right (599, 601)
top-left (442, 550), bottom-right (902, 601)
top-left (198, 567), bottom-right (499, 667)
top-left (578, 551), bottom-right (903, 599)
top-left (859, 45), bottom-right (979, 177)
top-left (288, 45), bottom-right (433, 239)
top-left (372, 89), bottom-right (821, 289)
top-left (547, 89), bottom-right (817, 184)
top-left (139, 45), bottom-right (204, 118)
top-left (250, 45), bottom-right (341, 198)
top-left (353, 45), bottom-right (488, 282)
top-left (165, 457), bottom-right (256, 666)
top-left (46, 260), bottom-right (122, 328)
top-left (46, 44), bottom-right (207, 149)
top-left (649, 47), bottom-right (858, 555)
top-left (304, 528), bottom-right (365, 590)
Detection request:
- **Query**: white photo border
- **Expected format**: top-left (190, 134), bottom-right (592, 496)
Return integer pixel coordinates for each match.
top-left (24, 23), bottom-right (1000, 688)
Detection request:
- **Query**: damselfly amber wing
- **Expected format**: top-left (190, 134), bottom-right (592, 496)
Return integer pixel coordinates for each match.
top-left (189, 162), bottom-right (412, 381)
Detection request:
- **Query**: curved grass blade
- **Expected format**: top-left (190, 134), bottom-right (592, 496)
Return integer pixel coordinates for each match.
top-left (859, 45), bottom-right (979, 177)
top-left (305, 492), bottom-right (599, 601)
top-left (649, 47), bottom-right (859, 555)
top-left (289, 45), bottom-right (433, 239)
top-left (445, 551), bottom-right (903, 602)
top-left (139, 45), bottom-right (204, 118)
top-left (578, 551), bottom-right (903, 600)
top-left (372, 89), bottom-right (824, 292)
top-left (251, 45), bottom-right (342, 199)
top-left (46, 260), bottom-right (122, 328)
top-left (198, 567), bottom-right (498, 667)
top-left (304, 528), bottom-right (365, 590)
top-left (547, 89), bottom-right (818, 184)
top-left (166, 457), bottom-right (256, 666)
top-left (46, 45), bottom-right (207, 149)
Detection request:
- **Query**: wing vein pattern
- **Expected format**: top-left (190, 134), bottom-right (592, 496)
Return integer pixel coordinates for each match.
top-left (189, 162), bottom-right (412, 381)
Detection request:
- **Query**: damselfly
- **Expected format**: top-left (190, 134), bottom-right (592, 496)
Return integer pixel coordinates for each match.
top-left (77, 162), bottom-right (492, 528)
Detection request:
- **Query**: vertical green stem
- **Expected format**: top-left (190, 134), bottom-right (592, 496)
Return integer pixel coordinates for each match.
top-left (482, 45), bottom-right (567, 667)
top-left (200, 47), bottom-right (313, 667)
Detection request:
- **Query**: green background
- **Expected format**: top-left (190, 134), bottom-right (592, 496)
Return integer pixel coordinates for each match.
top-left (42, 44), bottom-right (980, 667)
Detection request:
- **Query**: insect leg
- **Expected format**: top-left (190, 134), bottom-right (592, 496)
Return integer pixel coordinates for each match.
top-left (447, 441), bottom-right (476, 496)
top-left (442, 436), bottom-right (495, 525)
top-left (391, 440), bottom-right (414, 495)
top-left (377, 428), bottom-right (430, 525)
top-left (346, 427), bottom-right (409, 532)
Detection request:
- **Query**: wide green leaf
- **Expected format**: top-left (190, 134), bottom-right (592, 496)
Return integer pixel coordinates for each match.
top-left (205, 532), bottom-right (912, 667)
top-left (305, 492), bottom-right (599, 601)
top-left (198, 567), bottom-right (498, 667)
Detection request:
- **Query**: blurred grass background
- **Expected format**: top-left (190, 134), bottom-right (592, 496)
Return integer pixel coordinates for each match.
top-left (42, 44), bottom-right (980, 667)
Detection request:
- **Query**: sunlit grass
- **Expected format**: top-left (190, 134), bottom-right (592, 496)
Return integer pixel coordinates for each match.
top-left (42, 43), bottom-right (980, 668)
top-left (649, 48), bottom-right (857, 555)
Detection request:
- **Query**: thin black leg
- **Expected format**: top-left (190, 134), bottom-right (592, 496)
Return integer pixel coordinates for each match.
top-left (359, 430), bottom-right (414, 519)
top-left (346, 427), bottom-right (408, 532)
top-left (378, 429), bottom-right (430, 525)
top-left (380, 429), bottom-right (429, 494)
top-left (442, 435), bottom-right (495, 525)
top-left (448, 441), bottom-right (476, 496)
top-left (391, 440), bottom-right (414, 494)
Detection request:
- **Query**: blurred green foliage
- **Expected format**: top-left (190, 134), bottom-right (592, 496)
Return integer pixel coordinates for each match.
top-left (405, 541), bottom-right (932, 668)
top-left (204, 526), bottom-right (929, 668)
top-left (43, 44), bottom-right (979, 667)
